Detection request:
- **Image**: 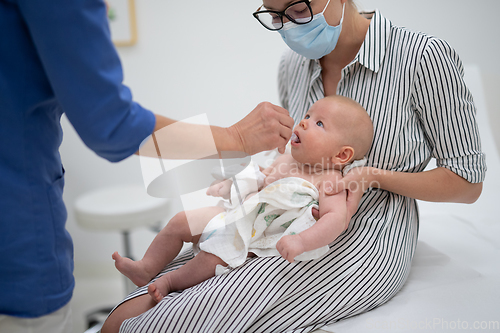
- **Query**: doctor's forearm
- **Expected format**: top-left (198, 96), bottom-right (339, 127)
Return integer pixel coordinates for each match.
top-left (155, 114), bottom-right (244, 152)
top-left (210, 125), bottom-right (245, 153)
top-left (136, 114), bottom-right (244, 158)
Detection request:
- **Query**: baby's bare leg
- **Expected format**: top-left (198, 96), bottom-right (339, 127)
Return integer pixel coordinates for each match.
top-left (113, 206), bottom-right (224, 287)
top-left (148, 250), bottom-right (227, 303)
top-left (102, 251), bottom-right (227, 333)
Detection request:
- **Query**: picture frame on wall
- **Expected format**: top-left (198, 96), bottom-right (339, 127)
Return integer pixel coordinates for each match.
top-left (107, 0), bottom-right (138, 46)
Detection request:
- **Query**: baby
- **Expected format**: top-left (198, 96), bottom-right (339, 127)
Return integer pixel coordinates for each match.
top-left (113, 95), bottom-right (373, 303)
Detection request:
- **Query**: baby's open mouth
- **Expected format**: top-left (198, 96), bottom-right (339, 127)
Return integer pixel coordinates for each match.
top-left (291, 132), bottom-right (301, 144)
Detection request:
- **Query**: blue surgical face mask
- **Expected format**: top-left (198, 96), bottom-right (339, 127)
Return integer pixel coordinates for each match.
top-left (278, 0), bottom-right (345, 59)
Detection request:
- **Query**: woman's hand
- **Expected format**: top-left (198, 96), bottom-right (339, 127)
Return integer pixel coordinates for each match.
top-left (337, 167), bottom-right (377, 221)
top-left (229, 102), bottom-right (294, 155)
top-left (313, 167), bottom-right (376, 221)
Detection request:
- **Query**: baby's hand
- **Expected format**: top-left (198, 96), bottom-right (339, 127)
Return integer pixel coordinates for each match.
top-left (276, 234), bottom-right (305, 263)
top-left (206, 179), bottom-right (232, 199)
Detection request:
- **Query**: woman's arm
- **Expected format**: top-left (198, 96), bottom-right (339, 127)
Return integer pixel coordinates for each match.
top-left (337, 40), bottom-right (486, 212)
top-left (328, 166), bottom-right (482, 225)
top-left (336, 166), bottom-right (482, 218)
top-left (372, 167), bottom-right (482, 204)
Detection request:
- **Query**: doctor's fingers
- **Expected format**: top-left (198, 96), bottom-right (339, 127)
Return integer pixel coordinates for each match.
top-left (275, 114), bottom-right (293, 153)
top-left (264, 103), bottom-right (293, 131)
top-left (278, 109), bottom-right (294, 128)
top-left (278, 115), bottom-right (294, 138)
top-left (277, 137), bottom-right (290, 154)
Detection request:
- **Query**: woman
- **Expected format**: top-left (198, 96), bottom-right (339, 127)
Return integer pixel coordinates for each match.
top-left (103, 0), bottom-right (485, 332)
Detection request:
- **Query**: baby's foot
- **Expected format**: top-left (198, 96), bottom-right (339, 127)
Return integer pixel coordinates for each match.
top-left (112, 252), bottom-right (152, 287)
top-left (147, 277), bottom-right (172, 303)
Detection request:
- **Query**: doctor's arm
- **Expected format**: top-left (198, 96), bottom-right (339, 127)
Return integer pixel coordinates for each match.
top-left (140, 102), bottom-right (294, 159)
top-left (19, 0), bottom-right (292, 162)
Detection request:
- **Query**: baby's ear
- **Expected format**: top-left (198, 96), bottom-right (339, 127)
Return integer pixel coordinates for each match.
top-left (334, 146), bottom-right (354, 164)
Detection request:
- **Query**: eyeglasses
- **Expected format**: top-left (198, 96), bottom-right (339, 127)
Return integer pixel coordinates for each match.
top-left (253, 0), bottom-right (314, 31)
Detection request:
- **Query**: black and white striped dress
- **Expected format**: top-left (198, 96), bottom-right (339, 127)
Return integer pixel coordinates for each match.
top-left (115, 10), bottom-right (486, 333)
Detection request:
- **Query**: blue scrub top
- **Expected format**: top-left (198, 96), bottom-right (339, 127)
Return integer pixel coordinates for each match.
top-left (0, 0), bottom-right (156, 317)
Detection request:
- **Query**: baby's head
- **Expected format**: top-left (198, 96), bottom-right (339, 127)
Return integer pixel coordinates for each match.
top-left (290, 95), bottom-right (373, 169)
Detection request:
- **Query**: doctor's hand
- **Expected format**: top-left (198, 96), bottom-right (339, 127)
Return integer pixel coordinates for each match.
top-left (229, 102), bottom-right (294, 155)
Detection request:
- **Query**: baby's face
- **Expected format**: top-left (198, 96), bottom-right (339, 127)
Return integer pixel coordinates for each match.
top-left (290, 99), bottom-right (346, 166)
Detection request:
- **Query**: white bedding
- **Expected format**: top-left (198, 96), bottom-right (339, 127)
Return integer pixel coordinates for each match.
top-left (322, 66), bottom-right (500, 332)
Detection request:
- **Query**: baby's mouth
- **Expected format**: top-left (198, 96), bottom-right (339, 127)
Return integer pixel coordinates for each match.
top-left (291, 132), bottom-right (301, 144)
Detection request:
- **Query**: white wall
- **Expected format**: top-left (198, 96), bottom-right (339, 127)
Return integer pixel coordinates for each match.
top-left (61, 0), bottom-right (500, 275)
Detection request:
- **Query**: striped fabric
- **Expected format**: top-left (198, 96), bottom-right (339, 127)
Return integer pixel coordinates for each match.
top-left (115, 10), bottom-right (486, 333)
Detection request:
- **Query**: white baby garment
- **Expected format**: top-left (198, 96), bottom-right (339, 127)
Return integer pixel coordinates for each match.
top-left (197, 177), bottom-right (330, 268)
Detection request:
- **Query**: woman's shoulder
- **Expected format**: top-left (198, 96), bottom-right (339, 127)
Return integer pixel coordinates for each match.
top-left (387, 18), bottom-right (456, 55)
top-left (383, 20), bottom-right (462, 73)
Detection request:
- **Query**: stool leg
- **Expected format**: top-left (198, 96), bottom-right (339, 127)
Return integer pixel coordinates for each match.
top-left (121, 230), bottom-right (137, 295)
top-left (122, 230), bottom-right (133, 259)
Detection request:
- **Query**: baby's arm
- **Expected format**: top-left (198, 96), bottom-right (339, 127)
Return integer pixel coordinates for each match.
top-left (208, 156), bottom-right (279, 201)
top-left (206, 179), bottom-right (232, 199)
top-left (277, 176), bottom-right (348, 263)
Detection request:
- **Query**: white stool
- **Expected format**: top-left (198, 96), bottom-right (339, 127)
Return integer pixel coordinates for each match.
top-left (74, 184), bottom-right (171, 331)
top-left (74, 184), bottom-right (171, 293)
